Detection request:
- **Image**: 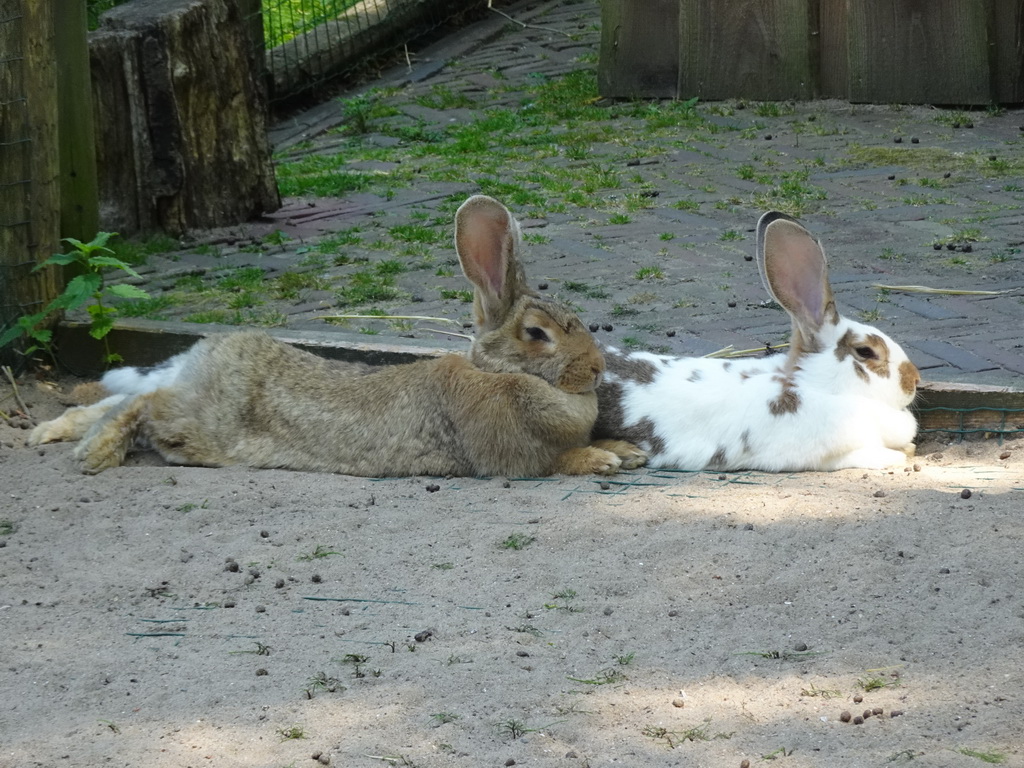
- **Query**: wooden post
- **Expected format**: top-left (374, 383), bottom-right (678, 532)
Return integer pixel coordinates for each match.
top-left (0, 0), bottom-right (62, 340)
top-left (598, 0), bottom-right (679, 99)
top-left (990, 0), bottom-right (1024, 104)
top-left (55, 0), bottom-right (99, 241)
top-left (847, 0), bottom-right (990, 104)
top-left (678, 0), bottom-right (812, 101)
top-left (89, 0), bottom-right (280, 236)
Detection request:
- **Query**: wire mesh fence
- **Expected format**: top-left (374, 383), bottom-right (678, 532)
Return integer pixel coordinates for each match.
top-left (87, 0), bottom-right (481, 104)
top-left (1, 5), bottom-right (36, 371)
top-left (253, 0), bottom-right (480, 103)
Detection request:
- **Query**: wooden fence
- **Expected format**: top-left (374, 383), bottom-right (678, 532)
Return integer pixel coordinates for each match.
top-left (599, 0), bottom-right (1024, 104)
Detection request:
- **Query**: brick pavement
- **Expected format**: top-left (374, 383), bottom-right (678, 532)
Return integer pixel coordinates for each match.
top-left (128, 0), bottom-right (1024, 388)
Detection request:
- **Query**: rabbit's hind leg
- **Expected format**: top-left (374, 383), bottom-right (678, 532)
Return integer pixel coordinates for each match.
top-left (74, 392), bottom-right (154, 473)
top-left (28, 394), bottom-right (128, 446)
top-left (591, 439), bottom-right (648, 470)
top-left (550, 445), bottom-right (623, 476)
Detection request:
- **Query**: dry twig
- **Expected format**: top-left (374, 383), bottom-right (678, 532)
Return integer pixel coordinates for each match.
top-left (1, 365), bottom-right (31, 419)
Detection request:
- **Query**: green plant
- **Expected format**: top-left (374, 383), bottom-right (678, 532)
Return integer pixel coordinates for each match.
top-left (431, 712), bottom-right (460, 726)
top-left (296, 545), bottom-right (342, 561)
top-left (277, 725), bottom-right (306, 741)
top-left (305, 672), bottom-right (345, 695)
top-left (634, 265), bottom-right (665, 280)
top-left (955, 747), bottom-right (1007, 764)
top-left (858, 673), bottom-right (900, 691)
top-left (439, 289), bottom-right (473, 303)
top-left (500, 533), bottom-right (535, 550)
top-left (563, 281), bottom-right (609, 299)
top-left (567, 668), bottom-right (625, 685)
top-left (1, 232), bottom-right (150, 365)
top-left (544, 588), bottom-right (581, 612)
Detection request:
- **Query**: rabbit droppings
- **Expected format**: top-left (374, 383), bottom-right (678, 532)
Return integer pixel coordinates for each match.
top-left (594, 212), bottom-right (920, 472)
top-left (30, 196), bottom-right (646, 478)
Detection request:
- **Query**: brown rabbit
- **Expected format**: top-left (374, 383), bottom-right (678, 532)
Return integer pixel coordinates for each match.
top-left (30, 195), bottom-right (646, 478)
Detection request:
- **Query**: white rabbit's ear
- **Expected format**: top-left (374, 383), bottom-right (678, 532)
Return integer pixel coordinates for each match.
top-left (455, 195), bottom-right (532, 331)
top-left (757, 212), bottom-right (839, 347)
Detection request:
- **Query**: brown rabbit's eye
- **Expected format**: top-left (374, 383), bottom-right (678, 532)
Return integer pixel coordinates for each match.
top-left (855, 346), bottom-right (877, 360)
top-left (526, 327), bottom-right (550, 342)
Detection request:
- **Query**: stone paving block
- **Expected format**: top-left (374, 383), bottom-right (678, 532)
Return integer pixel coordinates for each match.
top-left (962, 340), bottom-right (1024, 376)
top-left (889, 295), bottom-right (966, 321)
top-left (906, 340), bottom-right (1001, 373)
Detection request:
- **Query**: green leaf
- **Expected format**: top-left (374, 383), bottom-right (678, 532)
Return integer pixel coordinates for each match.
top-left (49, 273), bottom-right (103, 310)
top-left (63, 233), bottom-right (116, 258)
top-left (88, 314), bottom-right (115, 339)
top-left (88, 232), bottom-right (118, 249)
top-left (107, 283), bottom-right (150, 299)
top-left (34, 252), bottom-right (81, 270)
top-left (31, 328), bottom-right (53, 344)
top-left (0, 325), bottom-right (25, 346)
top-left (89, 255), bottom-right (140, 278)
top-left (86, 303), bottom-right (116, 319)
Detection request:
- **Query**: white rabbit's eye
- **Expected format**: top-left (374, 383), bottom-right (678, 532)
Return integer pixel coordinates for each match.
top-left (526, 327), bottom-right (550, 342)
top-left (855, 346), bottom-right (877, 360)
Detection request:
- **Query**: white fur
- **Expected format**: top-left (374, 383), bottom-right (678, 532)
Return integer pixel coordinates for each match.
top-left (595, 212), bottom-right (920, 472)
top-left (100, 349), bottom-right (194, 395)
top-left (606, 326), bottom-right (917, 472)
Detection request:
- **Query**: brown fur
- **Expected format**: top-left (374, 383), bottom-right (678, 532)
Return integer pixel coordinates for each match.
top-left (31, 196), bottom-right (646, 478)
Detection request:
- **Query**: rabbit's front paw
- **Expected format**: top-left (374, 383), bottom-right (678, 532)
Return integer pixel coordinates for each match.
top-left (29, 415), bottom-right (80, 446)
top-left (592, 439), bottom-right (648, 470)
top-left (74, 431), bottom-right (128, 474)
top-left (551, 446), bottom-right (623, 476)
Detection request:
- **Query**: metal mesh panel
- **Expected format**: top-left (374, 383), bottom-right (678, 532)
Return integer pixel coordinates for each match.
top-left (252, 0), bottom-right (478, 103)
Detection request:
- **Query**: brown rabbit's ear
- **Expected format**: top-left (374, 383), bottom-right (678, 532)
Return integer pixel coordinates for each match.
top-left (455, 195), bottom-right (532, 332)
top-left (757, 212), bottom-right (839, 348)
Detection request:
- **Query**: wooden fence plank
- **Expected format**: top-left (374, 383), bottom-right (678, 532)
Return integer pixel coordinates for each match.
top-left (848, 0), bottom-right (990, 104)
top-left (679, 0), bottom-right (812, 101)
top-left (55, 0), bottom-right (99, 242)
top-left (816, 0), bottom-right (848, 98)
top-left (990, 0), bottom-right (1024, 104)
top-left (598, 0), bottom-right (679, 98)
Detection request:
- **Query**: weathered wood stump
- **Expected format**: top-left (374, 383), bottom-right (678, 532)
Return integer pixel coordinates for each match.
top-left (89, 0), bottom-right (279, 236)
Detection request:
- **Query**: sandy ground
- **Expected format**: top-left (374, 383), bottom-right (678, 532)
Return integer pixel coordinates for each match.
top-left (1, 372), bottom-right (1022, 768)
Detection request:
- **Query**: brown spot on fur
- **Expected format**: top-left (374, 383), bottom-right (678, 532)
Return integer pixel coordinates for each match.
top-left (594, 383), bottom-right (665, 456)
top-left (769, 375), bottom-right (801, 415)
top-left (635, 418), bottom-right (666, 457)
top-left (852, 361), bottom-right (869, 383)
top-left (899, 359), bottom-right (920, 395)
top-left (603, 349), bottom-right (657, 385)
top-left (740, 429), bottom-right (752, 454)
top-left (706, 446), bottom-right (728, 470)
top-left (687, 369), bottom-right (703, 382)
top-left (594, 381), bottom-right (627, 438)
top-left (791, 326), bottom-right (824, 357)
top-left (739, 368), bottom-right (764, 381)
top-left (835, 330), bottom-right (890, 378)
top-left (722, 362), bottom-right (732, 371)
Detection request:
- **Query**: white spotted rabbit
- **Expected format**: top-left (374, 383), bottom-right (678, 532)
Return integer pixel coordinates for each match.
top-left (31, 195), bottom-right (645, 477)
top-left (593, 211), bottom-right (920, 471)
